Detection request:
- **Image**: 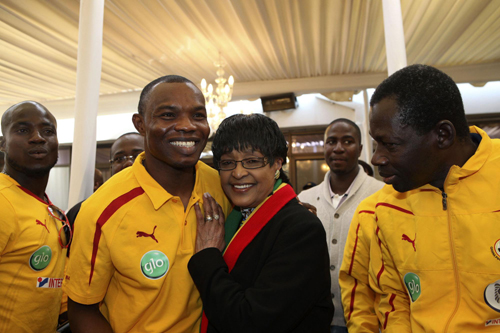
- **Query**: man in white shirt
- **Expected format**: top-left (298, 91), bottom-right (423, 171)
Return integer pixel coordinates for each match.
top-left (298, 118), bottom-right (384, 333)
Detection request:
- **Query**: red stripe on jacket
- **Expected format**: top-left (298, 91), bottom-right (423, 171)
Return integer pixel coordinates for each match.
top-left (346, 223), bottom-right (361, 320)
top-left (375, 225), bottom-right (385, 287)
top-left (376, 202), bottom-right (414, 215)
top-left (89, 187), bottom-right (144, 285)
top-left (383, 293), bottom-right (397, 329)
top-left (346, 209), bottom-right (375, 320)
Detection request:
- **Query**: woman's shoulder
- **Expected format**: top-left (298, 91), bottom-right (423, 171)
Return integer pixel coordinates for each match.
top-left (274, 198), bottom-right (325, 233)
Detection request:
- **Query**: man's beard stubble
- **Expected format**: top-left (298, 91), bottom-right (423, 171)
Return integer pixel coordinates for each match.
top-left (6, 155), bottom-right (58, 178)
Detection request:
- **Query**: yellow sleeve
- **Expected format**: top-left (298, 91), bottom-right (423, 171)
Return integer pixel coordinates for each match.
top-left (374, 226), bottom-right (412, 333)
top-left (339, 203), bottom-right (381, 332)
top-left (0, 194), bottom-right (16, 254)
top-left (63, 202), bottom-right (115, 304)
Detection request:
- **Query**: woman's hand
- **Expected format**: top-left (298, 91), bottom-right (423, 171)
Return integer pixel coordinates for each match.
top-left (194, 192), bottom-right (226, 253)
top-left (297, 197), bottom-right (317, 215)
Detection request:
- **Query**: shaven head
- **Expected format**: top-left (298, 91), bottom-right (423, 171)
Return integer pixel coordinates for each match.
top-left (2, 101), bottom-right (57, 132)
top-left (1, 101), bottom-right (58, 179)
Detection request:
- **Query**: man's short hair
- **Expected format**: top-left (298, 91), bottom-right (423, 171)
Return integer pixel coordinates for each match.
top-left (110, 132), bottom-right (142, 159)
top-left (327, 118), bottom-right (362, 142)
top-left (370, 64), bottom-right (469, 138)
top-left (138, 75), bottom-right (196, 115)
top-left (116, 132), bottom-right (142, 140)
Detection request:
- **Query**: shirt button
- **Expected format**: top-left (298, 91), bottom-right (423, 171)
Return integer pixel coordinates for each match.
top-left (331, 293), bottom-right (335, 298)
top-left (334, 213), bottom-right (340, 218)
top-left (332, 239), bottom-right (338, 244)
top-left (330, 265), bottom-right (335, 271)
top-left (317, 197), bottom-right (320, 201)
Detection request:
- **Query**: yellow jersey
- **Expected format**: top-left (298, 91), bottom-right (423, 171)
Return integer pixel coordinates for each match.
top-left (0, 174), bottom-right (67, 332)
top-left (63, 153), bottom-right (231, 332)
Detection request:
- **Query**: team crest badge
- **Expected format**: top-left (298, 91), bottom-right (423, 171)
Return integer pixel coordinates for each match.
top-left (484, 280), bottom-right (500, 312)
top-left (491, 239), bottom-right (500, 261)
top-left (404, 272), bottom-right (421, 302)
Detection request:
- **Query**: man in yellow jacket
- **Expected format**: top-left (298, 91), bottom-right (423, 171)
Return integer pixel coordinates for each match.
top-left (340, 64), bottom-right (500, 332)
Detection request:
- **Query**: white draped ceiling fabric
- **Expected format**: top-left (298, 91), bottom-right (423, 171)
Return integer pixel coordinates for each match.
top-left (1, 0), bottom-right (500, 120)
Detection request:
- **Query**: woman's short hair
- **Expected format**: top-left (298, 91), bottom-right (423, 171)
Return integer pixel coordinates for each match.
top-left (212, 114), bottom-right (289, 182)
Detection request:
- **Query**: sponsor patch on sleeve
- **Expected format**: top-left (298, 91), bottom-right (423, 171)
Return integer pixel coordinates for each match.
top-left (36, 277), bottom-right (63, 288)
top-left (486, 318), bottom-right (500, 326)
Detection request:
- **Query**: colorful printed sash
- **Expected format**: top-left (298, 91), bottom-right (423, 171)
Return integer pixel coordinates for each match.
top-left (200, 182), bottom-right (297, 333)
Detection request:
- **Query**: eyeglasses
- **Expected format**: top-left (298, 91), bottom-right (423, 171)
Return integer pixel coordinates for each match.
top-left (109, 154), bottom-right (140, 164)
top-left (218, 157), bottom-right (268, 171)
top-left (47, 205), bottom-right (72, 249)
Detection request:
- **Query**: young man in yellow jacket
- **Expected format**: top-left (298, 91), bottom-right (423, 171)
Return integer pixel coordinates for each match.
top-left (340, 64), bottom-right (500, 332)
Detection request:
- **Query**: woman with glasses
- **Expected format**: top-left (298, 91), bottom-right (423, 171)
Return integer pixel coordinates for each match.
top-left (188, 114), bottom-right (333, 333)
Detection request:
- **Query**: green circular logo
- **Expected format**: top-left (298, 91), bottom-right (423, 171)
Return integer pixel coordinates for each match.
top-left (404, 272), bottom-right (421, 302)
top-left (29, 245), bottom-right (52, 271)
top-left (140, 250), bottom-right (169, 279)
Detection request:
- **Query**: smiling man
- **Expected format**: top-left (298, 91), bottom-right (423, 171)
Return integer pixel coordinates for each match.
top-left (0, 101), bottom-right (69, 332)
top-left (340, 65), bottom-right (500, 332)
top-left (298, 119), bottom-right (383, 333)
top-left (63, 75), bottom-right (231, 332)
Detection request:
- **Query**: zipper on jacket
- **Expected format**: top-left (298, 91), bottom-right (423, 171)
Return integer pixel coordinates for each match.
top-left (443, 192), bottom-right (461, 332)
top-left (442, 191), bottom-right (447, 210)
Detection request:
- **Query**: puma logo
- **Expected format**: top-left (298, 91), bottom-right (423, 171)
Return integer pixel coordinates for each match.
top-left (136, 225), bottom-right (158, 243)
top-left (402, 233), bottom-right (416, 251)
top-left (36, 219), bottom-right (50, 233)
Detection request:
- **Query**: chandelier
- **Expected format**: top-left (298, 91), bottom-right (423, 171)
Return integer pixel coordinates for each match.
top-left (200, 55), bottom-right (234, 132)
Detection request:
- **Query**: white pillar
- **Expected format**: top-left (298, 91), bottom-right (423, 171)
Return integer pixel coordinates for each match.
top-left (362, 89), bottom-right (372, 163)
top-left (382, 0), bottom-right (407, 75)
top-left (68, 0), bottom-right (105, 209)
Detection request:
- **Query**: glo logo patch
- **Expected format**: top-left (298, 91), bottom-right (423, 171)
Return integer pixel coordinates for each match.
top-left (484, 280), bottom-right (500, 312)
top-left (29, 245), bottom-right (52, 271)
top-left (140, 250), bottom-right (169, 280)
top-left (404, 272), bottom-right (421, 302)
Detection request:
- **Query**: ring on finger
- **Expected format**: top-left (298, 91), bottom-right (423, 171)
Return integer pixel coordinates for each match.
top-left (205, 215), bottom-right (213, 222)
top-left (213, 214), bottom-right (220, 220)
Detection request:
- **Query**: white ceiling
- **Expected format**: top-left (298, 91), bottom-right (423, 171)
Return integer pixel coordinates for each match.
top-left (1, 0), bottom-right (500, 119)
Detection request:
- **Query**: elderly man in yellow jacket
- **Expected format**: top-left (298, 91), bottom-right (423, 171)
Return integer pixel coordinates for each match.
top-left (340, 64), bottom-right (500, 332)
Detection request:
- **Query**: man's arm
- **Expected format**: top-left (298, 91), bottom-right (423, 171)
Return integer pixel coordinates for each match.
top-left (0, 193), bottom-right (15, 254)
top-left (68, 299), bottom-right (112, 333)
top-left (373, 227), bottom-right (412, 332)
top-left (339, 207), bottom-right (381, 332)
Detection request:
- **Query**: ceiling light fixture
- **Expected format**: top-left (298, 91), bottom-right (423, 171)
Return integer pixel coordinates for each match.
top-left (200, 53), bottom-right (234, 133)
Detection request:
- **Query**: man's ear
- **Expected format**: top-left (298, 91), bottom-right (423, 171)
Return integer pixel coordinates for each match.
top-left (132, 113), bottom-right (146, 136)
top-left (435, 120), bottom-right (455, 149)
top-left (358, 144), bottom-right (363, 157)
top-left (0, 136), bottom-right (5, 152)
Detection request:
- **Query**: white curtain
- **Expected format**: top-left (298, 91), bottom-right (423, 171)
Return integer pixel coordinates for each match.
top-left (46, 166), bottom-right (70, 211)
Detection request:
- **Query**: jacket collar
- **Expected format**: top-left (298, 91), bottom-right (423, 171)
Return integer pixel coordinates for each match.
top-left (444, 126), bottom-right (490, 187)
top-left (132, 152), bottom-right (201, 210)
top-left (415, 126), bottom-right (491, 193)
top-left (322, 165), bottom-right (368, 203)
